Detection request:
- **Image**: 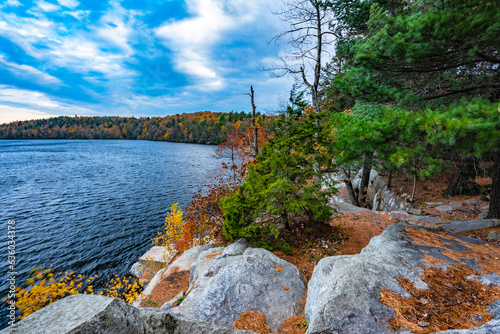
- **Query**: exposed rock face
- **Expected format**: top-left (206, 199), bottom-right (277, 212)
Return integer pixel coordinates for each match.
top-left (305, 223), bottom-right (500, 334)
top-left (488, 231), bottom-right (500, 240)
top-left (0, 294), bottom-right (256, 334)
top-left (134, 244), bottom-right (213, 308)
top-left (130, 246), bottom-right (175, 280)
top-left (170, 246), bottom-right (306, 334)
top-left (1, 294), bottom-right (153, 334)
top-left (437, 219), bottom-right (500, 234)
top-left (371, 175), bottom-right (409, 212)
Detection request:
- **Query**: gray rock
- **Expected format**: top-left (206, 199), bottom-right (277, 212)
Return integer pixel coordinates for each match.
top-left (372, 190), bottom-right (382, 211)
top-left (464, 199), bottom-right (479, 206)
top-left (352, 168), bottom-right (379, 190)
top-left (436, 205), bottom-right (454, 212)
top-left (372, 183), bottom-right (408, 212)
top-left (139, 307), bottom-right (177, 333)
top-left (130, 261), bottom-right (144, 279)
top-left (331, 201), bottom-right (371, 214)
top-left (170, 248), bottom-right (306, 333)
top-left (160, 291), bottom-right (186, 311)
top-left (488, 231), bottom-right (500, 240)
top-left (0, 295), bottom-right (256, 334)
top-left (222, 239), bottom-right (251, 258)
top-left (406, 208), bottom-right (422, 215)
top-left (479, 210), bottom-right (489, 219)
top-left (438, 219), bottom-right (500, 234)
top-left (134, 244), bottom-right (213, 308)
top-left (426, 202), bottom-right (444, 206)
top-left (1, 294), bottom-right (148, 334)
top-left (305, 222), bottom-right (500, 334)
top-left (449, 201), bottom-right (463, 209)
top-left (391, 210), bottom-right (411, 215)
top-left (305, 224), bottom-right (427, 334)
top-left (189, 246), bottom-right (226, 290)
top-left (408, 216), bottom-right (443, 223)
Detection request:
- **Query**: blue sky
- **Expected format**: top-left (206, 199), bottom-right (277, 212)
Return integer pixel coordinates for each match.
top-left (0, 0), bottom-right (295, 124)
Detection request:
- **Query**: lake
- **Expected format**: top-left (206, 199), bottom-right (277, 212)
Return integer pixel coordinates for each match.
top-left (0, 140), bottom-right (218, 328)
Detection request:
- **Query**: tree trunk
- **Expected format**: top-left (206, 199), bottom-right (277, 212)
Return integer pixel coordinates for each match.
top-left (340, 167), bottom-right (359, 206)
top-left (249, 86), bottom-right (258, 157)
top-left (345, 179), bottom-right (359, 206)
top-left (444, 156), bottom-right (476, 196)
top-left (358, 151), bottom-right (374, 203)
top-left (486, 150), bottom-right (500, 219)
top-left (387, 170), bottom-right (393, 189)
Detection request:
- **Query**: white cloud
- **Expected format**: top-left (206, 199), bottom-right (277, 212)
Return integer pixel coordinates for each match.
top-left (156, 0), bottom-right (283, 91)
top-left (0, 54), bottom-right (63, 86)
top-left (35, 0), bottom-right (61, 12)
top-left (0, 0), bottom-right (22, 8)
top-left (0, 105), bottom-right (55, 124)
top-left (155, 0), bottom-right (242, 90)
top-left (57, 0), bottom-right (79, 9)
top-left (0, 7), bottom-right (139, 79)
top-left (63, 10), bottom-right (89, 20)
top-left (0, 85), bottom-right (101, 123)
top-left (0, 85), bottom-right (61, 108)
top-left (94, 1), bottom-right (135, 55)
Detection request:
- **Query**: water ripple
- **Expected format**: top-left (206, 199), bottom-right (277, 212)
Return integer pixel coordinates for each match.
top-left (0, 140), bottom-right (217, 329)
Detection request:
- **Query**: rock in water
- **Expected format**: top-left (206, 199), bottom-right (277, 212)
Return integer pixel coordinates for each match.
top-left (170, 247), bottom-right (306, 333)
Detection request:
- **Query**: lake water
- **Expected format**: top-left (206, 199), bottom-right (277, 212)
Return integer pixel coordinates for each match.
top-left (0, 140), bottom-right (217, 328)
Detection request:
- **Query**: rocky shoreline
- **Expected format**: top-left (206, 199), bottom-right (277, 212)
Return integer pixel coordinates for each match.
top-left (2, 170), bottom-right (500, 334)
top-left (3, 208), bottom-right (500, 333)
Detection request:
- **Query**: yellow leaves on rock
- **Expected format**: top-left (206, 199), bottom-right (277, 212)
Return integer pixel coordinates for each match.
top-left (11, 269), bottom-right (142, 320)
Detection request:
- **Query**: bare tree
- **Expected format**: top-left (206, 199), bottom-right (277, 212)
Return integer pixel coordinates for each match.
top-left (245, 86), bottom-right (258, 157)
top-left (268, 0), bottom-right (338, 114)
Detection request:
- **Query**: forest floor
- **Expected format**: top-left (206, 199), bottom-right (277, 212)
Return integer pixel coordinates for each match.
top-left (273, 171), bottom-right (497, 284)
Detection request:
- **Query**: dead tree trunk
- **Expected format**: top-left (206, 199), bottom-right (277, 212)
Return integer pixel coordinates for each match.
top-left (247, 86), bottom-right (258, 157)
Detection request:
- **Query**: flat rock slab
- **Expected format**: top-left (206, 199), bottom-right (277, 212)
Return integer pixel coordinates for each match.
top-left (134, 244), bottom-right (213, 308)
top-left (449, 201), bottom-right (463, 209)
top-left (464, 199), bottom-right (479, 206)
top-left (436, 205), bottom-right (454, 212)
top-left (408, 216), bottom-right (443, 223)
top-left (305, 222), bottom-right (500, 334)
top-left (426, 202), bottom-right (444, 206)
top-left (139, 246), bottom-right (175, 266)
top-left (170, 247), bottom-right (306, 333)
top-left (437, 219), bottom-right (500, 234)
top-left (331, 201), bottom-right (372, 214)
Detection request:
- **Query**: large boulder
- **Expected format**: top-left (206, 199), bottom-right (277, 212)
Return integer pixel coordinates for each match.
top-left (305, 222), bottom-right (500, 334)
top-left (169, 246), bottom-right (307, 333)
top-left (0, 294), bottom-right (256, 334)
top-left (134, 244), bottom-right (213, 308)
top-left (1, 294), bottom-right (153, 334)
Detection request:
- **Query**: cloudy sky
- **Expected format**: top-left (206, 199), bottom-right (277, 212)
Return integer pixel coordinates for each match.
top-left (0, 0), bottom-right (294, 124)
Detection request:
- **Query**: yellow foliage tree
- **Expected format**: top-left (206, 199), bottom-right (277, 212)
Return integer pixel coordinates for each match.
top-left (11, 267), bottom-right (143, 319)
top-left (150, 203), bottom-right (185, 264)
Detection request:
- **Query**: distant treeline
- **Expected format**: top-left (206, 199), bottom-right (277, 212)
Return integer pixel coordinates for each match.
top-left (0, 111), bottom-right (276, 144)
